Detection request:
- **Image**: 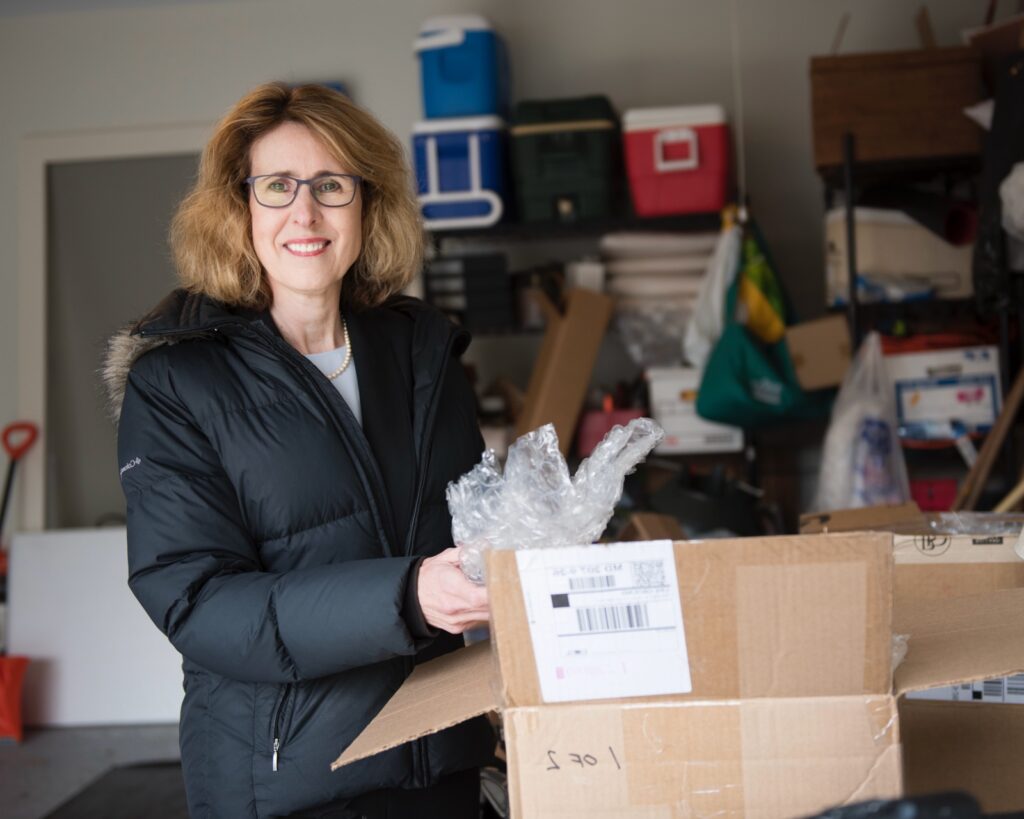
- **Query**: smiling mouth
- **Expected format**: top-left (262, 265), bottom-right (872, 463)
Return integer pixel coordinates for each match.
top-left (284, 240), bottom-right (331, 256)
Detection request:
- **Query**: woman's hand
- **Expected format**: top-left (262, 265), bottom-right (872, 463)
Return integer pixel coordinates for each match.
top-left (417, 548), bottom-right (490, 634)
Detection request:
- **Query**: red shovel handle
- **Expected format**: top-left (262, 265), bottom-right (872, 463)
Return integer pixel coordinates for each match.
top-left (3, 422), bottom-right (39, 462)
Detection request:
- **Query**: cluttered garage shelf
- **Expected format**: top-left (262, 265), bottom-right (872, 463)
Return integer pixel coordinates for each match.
top-left (395, 8), bottom-right (1024, 817)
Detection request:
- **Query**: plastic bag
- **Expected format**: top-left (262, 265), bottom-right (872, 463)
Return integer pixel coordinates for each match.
top-left (616, 304), bottom-right (693, 368)
top-left (696, 224), bottom-right (832, 428)
top-left (812, 332), bottom-right (910, 512)
top-left (448, 418), bottom-right (665, 582)
top-left (683, 222), bottom-right (742, 369)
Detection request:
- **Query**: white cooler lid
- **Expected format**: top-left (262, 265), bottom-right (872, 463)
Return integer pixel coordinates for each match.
top-left (420, 14), bottom-right (493, 33)
top-left (415, 15), bottom-right (493, 52)
top-left (623, 104), bottom-right (727, 131)
top-left (413, 116), bottom-right (505, 135)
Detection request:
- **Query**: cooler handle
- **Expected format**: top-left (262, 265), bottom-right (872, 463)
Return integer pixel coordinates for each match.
top-left (655, 128), bottom-right (699, 173)
top-left (414, 27), bottom-right (467, 52)
top-left (418, 133), bottom-right (503, 230)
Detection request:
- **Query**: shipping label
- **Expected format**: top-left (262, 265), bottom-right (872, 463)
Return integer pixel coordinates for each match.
top-left (515, 541), bottom-right (691, 703)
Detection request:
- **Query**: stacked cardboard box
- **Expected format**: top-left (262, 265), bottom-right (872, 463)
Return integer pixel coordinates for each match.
top-left (334, 533), bottom-right (1024, 817)
top-left (892, 522), bottom-right (1024, 812)
top-left (802, 504), bottom-right (1024, 812)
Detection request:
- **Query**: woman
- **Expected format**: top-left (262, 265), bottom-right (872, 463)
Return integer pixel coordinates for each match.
top-left (104, 82), bottom-right (495, 818)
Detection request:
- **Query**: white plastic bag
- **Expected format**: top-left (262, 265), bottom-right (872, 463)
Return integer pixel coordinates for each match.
top-left (811, 332), bottom-right (910, 512)
top-left (448, 419), bottom-right (665, 582)
top-left (682, 223), bottom-right (742, 369)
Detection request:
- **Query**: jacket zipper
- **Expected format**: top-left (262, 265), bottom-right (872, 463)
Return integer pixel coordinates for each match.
top-left (402, 332), bottom-right (457, 556)
top-left (245, 323), bottom-right (402, 556)
top-left (271, 683), bottom-right (293, 772)
top-left (403, 330), bottom-right (457, 788)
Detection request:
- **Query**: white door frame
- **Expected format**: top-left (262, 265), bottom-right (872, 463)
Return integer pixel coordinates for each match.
top-left (17, 122), bottom-right (212, 532)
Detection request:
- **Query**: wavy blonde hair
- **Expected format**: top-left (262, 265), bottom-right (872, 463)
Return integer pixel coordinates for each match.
top-left (170, 82), bottom-right (423, 309)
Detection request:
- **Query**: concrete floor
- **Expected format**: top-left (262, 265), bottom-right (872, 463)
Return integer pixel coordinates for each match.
top-left (0, 724), bottom-right (180, 819)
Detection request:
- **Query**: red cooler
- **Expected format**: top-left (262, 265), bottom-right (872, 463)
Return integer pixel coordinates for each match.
top-left (624, 105), bottom-right (731, 217)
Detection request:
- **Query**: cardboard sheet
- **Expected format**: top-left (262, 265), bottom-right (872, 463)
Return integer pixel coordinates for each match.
top-left (515, 288), bottom-right (614, 455)
top-left (893, 587), bottom-right (1024, 695)
top-left (330, 640), bottom-right (499, 769)
top-left (786, 314), bottom-right (852, 391)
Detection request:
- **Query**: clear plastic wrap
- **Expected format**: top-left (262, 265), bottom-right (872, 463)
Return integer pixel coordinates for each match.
top-left (921, 511), bottom-right (1024, 535)
top-left (448, 418), bottom-right (665, 582)
top-left (891, 633), bottom-right (909, 672)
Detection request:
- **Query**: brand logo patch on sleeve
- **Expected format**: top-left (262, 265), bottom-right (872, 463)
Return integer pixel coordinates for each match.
top-left (119, 456), bottom-right (142, 478)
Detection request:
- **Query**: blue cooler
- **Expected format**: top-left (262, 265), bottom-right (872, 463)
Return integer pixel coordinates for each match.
top-left (413, 117), bottom-right (506, 230)
top-left (415, 15), bottom-right (508, 118)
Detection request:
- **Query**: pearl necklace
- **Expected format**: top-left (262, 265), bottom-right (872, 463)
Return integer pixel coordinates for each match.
top-left (324, 318), bottom-right (352, 380)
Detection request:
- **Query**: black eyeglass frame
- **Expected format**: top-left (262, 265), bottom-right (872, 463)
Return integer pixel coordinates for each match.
top-left (244, 173), bottom-right (363, 208)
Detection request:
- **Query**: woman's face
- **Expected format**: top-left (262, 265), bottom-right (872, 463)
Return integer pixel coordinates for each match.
top-left (248, 121), bottom-right (362, 304)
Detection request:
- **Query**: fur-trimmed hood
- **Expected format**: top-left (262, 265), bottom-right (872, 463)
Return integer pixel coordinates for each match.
top-left (102, 326), bottom-right (179, 424)
top-left (101, 289), bottom-right (257, 424)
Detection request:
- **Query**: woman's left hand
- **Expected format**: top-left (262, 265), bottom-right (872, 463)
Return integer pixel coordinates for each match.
top-left (416, 548), bottom-right (490, 634)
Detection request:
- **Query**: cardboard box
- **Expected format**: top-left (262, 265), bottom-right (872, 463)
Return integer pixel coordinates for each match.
top-left (819, 511), bottom-right (1024, 811)
top-left (810, 47), bottom-right (982, 169)
top-left (894, 588), bottom-right (1024, 813)
top-left (899, 698), bottom-right (1024, 813)
top-left (799, 502), bottom-right (927, 535)
top-left (334, 534), bottom-right (1024, 817)
top-left (646, 366), bottom-right (744, 454)
top-left (516, 288), bottom-right (614, 455)
top-left (786, 314), bottom-right (852, 390)
top-left (893, 527), bottom-right (1024, 603)
top-left (885, 345), bottom-right (1002, 439)
top-left (824, 208), bottom-right (974, 306)
top-left (618, 511), bottom-right (686, 542)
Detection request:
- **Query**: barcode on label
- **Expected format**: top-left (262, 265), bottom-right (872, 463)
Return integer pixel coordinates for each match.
top-left (568, 575), bottom-right (616, 590)
top-left (632, 560), bottom-right (666, 588)
top-left (983, 679), bottom-right (1004, 700)
top-left (1008, 674), bottom-right (1024, 698)
top-left (576, 604), bottom-right (650, 633)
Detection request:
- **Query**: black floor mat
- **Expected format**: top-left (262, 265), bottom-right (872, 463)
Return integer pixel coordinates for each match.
top-left (44, 761), bottom-right (188, 819)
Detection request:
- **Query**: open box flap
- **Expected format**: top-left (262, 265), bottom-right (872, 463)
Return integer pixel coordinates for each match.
top-left (894, 586), bottom-right (1024, 695)
top-left (331, 640), bottom-right (499, 770)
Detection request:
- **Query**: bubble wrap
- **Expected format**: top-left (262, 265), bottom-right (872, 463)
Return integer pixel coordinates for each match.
top-left (448, 418), bottom-right (665, 582)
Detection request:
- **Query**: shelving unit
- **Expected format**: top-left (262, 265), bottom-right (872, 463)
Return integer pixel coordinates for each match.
top-left (426, 209), bottom-right (810, 530)
top-left (823, 130), bottom-right (1017, 505)
top-left (429, 211), bottom-right (721, 244)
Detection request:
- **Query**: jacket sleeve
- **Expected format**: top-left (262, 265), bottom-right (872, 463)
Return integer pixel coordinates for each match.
top-left (118, 360), bottom-right (426, 684)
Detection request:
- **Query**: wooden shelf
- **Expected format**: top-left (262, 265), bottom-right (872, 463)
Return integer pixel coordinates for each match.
top-left (429, 212), bottom-right (721, 242)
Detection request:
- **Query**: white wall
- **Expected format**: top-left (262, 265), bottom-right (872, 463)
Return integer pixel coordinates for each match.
top-left (1, 0), bottom-right (994, 530)
top-left (8, 527), bottom-right (183, 725)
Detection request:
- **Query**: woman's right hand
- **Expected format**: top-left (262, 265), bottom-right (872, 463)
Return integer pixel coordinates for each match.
top-left (417, 548), bottom-right (490, 634)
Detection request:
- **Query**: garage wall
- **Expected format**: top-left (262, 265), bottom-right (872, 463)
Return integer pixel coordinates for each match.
top-left (1, 0), bottom-right (994, 529)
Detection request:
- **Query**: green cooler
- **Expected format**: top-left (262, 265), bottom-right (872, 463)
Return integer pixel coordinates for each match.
top-left (510, 96), bottom-right (619, 223)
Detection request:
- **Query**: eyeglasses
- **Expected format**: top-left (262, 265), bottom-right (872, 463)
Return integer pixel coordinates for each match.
top-left (245, 173), bottom-right (362, 208)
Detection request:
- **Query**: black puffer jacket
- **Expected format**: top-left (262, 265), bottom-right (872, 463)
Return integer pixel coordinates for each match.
top-left (106, 289), bottom-right (494, 818)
